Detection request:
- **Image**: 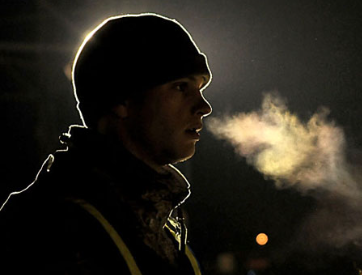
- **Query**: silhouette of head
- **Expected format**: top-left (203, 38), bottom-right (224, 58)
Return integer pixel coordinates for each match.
top-left (72, 13), bottom-right (211, 128)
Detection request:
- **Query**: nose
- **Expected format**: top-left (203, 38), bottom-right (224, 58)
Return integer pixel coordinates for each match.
top-left (195, 93), bottom-right (212, 117)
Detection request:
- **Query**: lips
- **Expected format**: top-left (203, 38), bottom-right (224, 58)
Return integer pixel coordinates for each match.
top-left (187, 124), bottom-right (203, 133)
top-left (185, 124), bottom-right (203, 140)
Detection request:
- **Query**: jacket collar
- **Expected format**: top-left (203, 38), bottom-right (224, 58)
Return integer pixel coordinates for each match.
top-left (60, 125), bottom-right (191, 210)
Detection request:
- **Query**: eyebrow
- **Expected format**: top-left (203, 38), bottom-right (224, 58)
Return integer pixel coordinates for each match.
top-left (168, 75), bottom-right (209, 92)
top-left (178, 75), bottom-right (208, 87)
top-left (188, 75), bottom-right (206, 82)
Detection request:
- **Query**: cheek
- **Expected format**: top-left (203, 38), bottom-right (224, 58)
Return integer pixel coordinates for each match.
top-left (153, 104), bottom-right (182, 128)
top-left (138, 96), bottom-right (186, 136)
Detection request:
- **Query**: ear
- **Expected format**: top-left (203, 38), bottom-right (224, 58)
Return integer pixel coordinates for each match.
top-left (112, 102), bottom-right (129, 119)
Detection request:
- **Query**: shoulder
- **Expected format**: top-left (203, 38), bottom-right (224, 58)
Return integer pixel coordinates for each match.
top-left (0, 191), bottom-right (128, 273)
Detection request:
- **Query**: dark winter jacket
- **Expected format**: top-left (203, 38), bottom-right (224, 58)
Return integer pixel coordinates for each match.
top-left (0, 126), bottom-right (201, 274)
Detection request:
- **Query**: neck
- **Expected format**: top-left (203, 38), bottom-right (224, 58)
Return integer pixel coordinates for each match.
top-left (97, 116), bottom-right (167, 174)
top-left (121, 138), bottom-right (168, 174)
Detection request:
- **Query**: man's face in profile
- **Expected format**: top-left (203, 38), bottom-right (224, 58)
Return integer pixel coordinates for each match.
top-left (124, 73), bottom-right (212, 165)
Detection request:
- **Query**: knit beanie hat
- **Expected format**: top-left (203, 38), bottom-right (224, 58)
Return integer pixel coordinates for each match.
top-left (72, 13), bottom-right (212, 128)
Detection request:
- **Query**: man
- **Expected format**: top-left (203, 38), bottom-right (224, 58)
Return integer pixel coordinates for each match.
top-left (0, 13), bottom-right (212, 274)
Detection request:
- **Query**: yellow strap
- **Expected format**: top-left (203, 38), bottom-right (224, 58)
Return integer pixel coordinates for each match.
top-left (185, 246), bottom-right (202, 275)
top-left (165, 220), bottom-right (202, 275)
top-left (69, 198), bottom-right (143, 275)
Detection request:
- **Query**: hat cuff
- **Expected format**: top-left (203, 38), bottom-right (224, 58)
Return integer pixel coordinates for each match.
top-left (142, 53), bottom-right (211, 90)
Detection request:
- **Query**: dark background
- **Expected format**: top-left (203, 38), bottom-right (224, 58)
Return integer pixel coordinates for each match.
top-left (1, 0), bottom-right (362, 274)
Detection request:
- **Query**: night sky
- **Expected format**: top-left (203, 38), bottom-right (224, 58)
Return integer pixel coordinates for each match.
top-left (1, 1), bottom-right (362, 274)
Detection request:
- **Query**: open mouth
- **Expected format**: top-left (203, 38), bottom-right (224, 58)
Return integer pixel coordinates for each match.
top-left (186, 128), bottom-right (201, 139)
top-left (187, 127), bottom-right (200, 133)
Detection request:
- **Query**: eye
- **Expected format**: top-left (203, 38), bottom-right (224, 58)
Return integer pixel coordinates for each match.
top-left (175, 82), bottom-right (188, 92)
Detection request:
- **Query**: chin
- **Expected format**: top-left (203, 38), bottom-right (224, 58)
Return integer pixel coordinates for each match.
top-left (173, 149), bottom-right (195, 164)
top-left (174, 155), bottom-right (192, 164)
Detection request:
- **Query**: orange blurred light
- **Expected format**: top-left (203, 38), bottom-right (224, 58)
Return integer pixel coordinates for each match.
top-left (256, 233), bottom-right (268, 246)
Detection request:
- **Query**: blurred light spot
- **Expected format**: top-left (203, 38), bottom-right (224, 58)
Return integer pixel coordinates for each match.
top-left (216, 252), bottom-right (236, 274)
top-left (256, 233), bottom-right (268, 246)
top-left (63, 63), bottom-right (72, 80)
top-left (247, 257), bottom-right (270, 270)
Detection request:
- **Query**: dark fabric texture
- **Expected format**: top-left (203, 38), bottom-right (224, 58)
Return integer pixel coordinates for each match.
top-left (0, 126), bottom-right (197, 275)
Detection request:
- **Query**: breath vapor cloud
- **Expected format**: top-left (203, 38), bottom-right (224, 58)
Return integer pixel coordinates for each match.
top-left (208, 93), bottom-right (360, 199)
top-left (208, 93), bottom-right (362, 250)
